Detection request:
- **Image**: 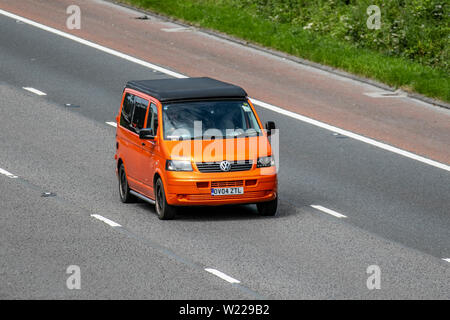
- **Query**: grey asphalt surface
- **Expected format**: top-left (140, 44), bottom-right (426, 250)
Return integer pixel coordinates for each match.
top-left (0, 14), bottom-right (449, 299)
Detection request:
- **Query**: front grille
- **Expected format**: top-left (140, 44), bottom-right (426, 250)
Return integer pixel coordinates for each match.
top-left (196, 160), bottom-right (253, 173)
top-left (211, 180), bottom-right (244, 188)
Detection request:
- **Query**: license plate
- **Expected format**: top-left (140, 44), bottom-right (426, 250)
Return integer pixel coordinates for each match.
top-left (211, 187), bottom-right (244, 196)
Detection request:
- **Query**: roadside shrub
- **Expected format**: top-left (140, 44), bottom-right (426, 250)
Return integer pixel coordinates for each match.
top-left (232, 0), bottom-right (449, 71)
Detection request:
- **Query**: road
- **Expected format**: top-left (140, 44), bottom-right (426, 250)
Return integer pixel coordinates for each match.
top-left (0, 1), bottom-right (449, 299)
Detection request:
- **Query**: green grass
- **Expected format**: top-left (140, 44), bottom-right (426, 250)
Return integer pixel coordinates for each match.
top-left (120, 0), bottom-right (449, 102)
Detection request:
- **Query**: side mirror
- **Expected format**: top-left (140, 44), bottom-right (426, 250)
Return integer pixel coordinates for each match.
top-left (139, 128), bottom-right (155, 140)
top-left (265, 121), bottom-right (276, 136)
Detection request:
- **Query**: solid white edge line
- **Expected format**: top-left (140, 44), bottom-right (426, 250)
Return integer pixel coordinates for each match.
top-left (205, 268), bottom-right (241, 284)
top-left (23, 87), bottom-right (47, 96)
top-left (91, 214), bottom-right (122, 227)
top-left (0, 168), bottom-right (18, 178)
top-left (0, 9), bottom-right (187, 80)
top-left (311, 205), bottom-right (348, 219)
top-left (250, 98), bottom-right (450, 173)
top-left (106, 121), bottom-right (117, 128)
top-left (443, 258), bottom-right (450, 263)
top-left (2, 9), bottom-right (448, 173)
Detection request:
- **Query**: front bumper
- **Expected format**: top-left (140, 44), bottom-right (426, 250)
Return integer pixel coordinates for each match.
top-left (164, 167), bottom-right (277, 206)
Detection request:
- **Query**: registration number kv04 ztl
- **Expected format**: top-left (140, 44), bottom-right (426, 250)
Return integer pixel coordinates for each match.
top-left (211, 187), bottom-right (244, 196)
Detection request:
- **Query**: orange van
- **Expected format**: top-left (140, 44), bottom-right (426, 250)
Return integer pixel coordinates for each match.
top-left (114, 77), bottom-right (277, 219)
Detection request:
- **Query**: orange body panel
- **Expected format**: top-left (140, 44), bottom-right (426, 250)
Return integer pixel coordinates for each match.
top-left (115, 88), bottom-right (277, 206)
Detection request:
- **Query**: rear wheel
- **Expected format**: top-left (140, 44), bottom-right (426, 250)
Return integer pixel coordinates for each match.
top-left (155, 178), bottom-right (176, 220)
top-left (256, 196), bottom-right (278, 216)
top-left (118, 163), bottom-right (135, 203)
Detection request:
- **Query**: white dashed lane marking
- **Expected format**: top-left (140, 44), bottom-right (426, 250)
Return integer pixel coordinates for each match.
top-left (205, 268), bottom-right (241, 284)
top-left (23, 87), bottom-right (47, 96)
top-left (0, 168), bottom-right (18, 178)
top-left (91, 214), bottom-right (122, 227)
top-left (105, 121), bottom-right (117, 127)
top-left (311, 205), bottom-right (348, 219)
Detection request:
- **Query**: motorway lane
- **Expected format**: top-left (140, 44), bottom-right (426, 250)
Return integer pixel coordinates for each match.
top-left (1, 84), bottom-right (449, 299)
top-left (0, 14), bottom-right (449, 298)
top-left (0, 160), bottom-right (248, 299)
top-left (0, 85), bottom-right (252, 299)
top-left (2, 0), bottom-right (449, 165)
top-left (0, 16), bottom-right (168, 123)
top-left (1, 14), bottom-right (449, 258)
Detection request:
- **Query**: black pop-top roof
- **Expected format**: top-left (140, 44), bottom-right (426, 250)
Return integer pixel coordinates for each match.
top-left (125, 77), bottom-right (247, 102)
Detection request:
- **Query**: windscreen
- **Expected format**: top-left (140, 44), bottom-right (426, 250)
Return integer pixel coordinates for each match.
top-left (162, 100), bottom-right (262, 140)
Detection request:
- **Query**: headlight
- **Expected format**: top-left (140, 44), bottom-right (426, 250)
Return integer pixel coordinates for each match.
top-left (257, 156), bottom-right (275, 168)
top-left (166, 160), bottom-right (193, 171)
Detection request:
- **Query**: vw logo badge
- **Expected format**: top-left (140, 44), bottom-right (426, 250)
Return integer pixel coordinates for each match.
top-left (219, 160), bottom-right (231, 172)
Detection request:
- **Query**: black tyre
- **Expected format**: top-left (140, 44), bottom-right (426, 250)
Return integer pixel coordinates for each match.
top-left (256, 196), bottom-right (278, 216)
top-left (155, 178), bottom-right (176, 220)
top-left (118, 163), bottom-right (135, 203)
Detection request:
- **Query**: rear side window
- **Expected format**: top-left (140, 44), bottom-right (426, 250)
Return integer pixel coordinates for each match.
top-left (131, 97), bottom-right (149, 131)
top-left (146, 103), bottom-right (158, 134)
top-left (120, 93), bottom-right (134, 129)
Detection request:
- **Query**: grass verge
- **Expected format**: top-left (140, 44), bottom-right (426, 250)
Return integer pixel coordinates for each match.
top-left (120, 0), bottom-right (449, 103)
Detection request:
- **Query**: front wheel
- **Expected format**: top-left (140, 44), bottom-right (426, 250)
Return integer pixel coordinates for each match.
top-left (118, 163), bottom-right (135, 203)
top-left (155, 178), bottom-right (176, 220)
top-left (256, 196), bottom-right (278, 216)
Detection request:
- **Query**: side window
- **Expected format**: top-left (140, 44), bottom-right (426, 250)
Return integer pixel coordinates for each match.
top-left (146, 103), bottom-right (158, 135)
top-left (131, 97), bottom-right (149, 131)
top-left (120, 93), bottom-right (135, 129)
